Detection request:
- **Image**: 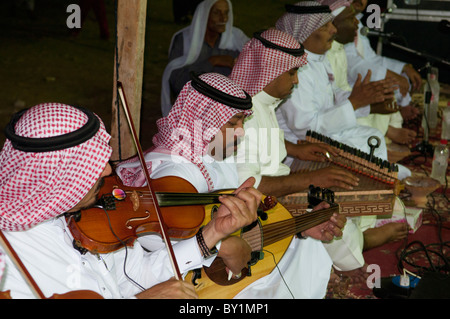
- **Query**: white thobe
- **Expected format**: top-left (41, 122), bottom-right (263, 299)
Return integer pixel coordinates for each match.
top-left (276, 49), bottom-right (388, 162)
top-left (1, 217), bottom-right (211, 299)
top-left (233, 91), bottom-right (332, 298)
top-left (143, 148), bottom-right (332, 299)
top-left (344, 15), bottom-right (411, 107)
top-left (235, 91), bottom-right (291, 188)
top-left (275, 50), bottom-right (389, 271)
top-left (327, 40), bottom-right (404, 139)
top-left (327, 40), bottom-right (412, 179)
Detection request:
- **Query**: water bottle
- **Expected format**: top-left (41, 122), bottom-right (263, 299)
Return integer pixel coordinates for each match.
top-left (423, 67), bottom-right (440, 129)
top-left (430, 140), bottom-right (449, 185)
top-left (441, 103), bottom-right (450, 140)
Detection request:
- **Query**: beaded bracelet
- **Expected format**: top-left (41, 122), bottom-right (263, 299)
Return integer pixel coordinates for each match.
top-left (196, 226), bottom-right (218, 258)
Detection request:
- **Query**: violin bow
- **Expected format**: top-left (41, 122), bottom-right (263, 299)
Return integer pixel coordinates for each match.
top-left (117, 82), bottom-right (182, 280)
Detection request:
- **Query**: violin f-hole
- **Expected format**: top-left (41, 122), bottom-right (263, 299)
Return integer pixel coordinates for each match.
top-left (125, 210), bottom-right (151, 229)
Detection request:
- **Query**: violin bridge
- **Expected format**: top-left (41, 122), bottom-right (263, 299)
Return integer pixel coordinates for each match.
top-left (130, 190), bottom-right (140, 211)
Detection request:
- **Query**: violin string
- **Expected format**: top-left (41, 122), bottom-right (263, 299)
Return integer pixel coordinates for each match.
top-left (100, 206), bottom-right (145, 292)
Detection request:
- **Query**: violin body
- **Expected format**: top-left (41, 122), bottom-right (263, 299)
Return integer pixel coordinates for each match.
top-left (67, 175), bottom-right (205, 254)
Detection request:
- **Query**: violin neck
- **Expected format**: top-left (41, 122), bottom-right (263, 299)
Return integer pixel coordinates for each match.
top-left (155, 192), bottom-right (225, 207)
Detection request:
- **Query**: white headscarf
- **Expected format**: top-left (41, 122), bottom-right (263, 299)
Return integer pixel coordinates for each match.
top-left (317, 0), bottom-right (352, 16)
top-left (161, 0), bottom-right (249, 116)
top-left (275, 1), bottom-right (335, 44)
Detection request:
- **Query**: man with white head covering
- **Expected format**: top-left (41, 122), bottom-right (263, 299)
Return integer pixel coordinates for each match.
top-left (117, 71), bottom-right (346, 298)
top-left (348, 0), bottom-right (422, 123)
top-left (275, 1), bottom-right (396, 162)
top-left (275, 1), bottom-right (409, 277)
top-left (229, 29), bottom-right (348, 298)
top-left (161, 0), bottom-right (249, 116)
top-left (321, 0), bottom-right (417, 150)
top-left (0, 103), bottom-right (260, 299)
top-left (230, 28), bottom-right (359, 200)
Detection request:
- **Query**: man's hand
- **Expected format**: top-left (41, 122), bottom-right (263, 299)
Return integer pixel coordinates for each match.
top-left (286, 141), bottom-right (339, 162)
top-left (304, 166), bottom-right (359, 190)
top-left (202, 177), bottom-right (261, 249)
top-left (349, 70), bottom-right (396, 110)
top-left (402, 64), bottom-right (422, 92)
top-left (386, 69), bottom-right (409, 97)
top-left (217, 236), bottom-right (252, 277)
top-left (301, 202), bottom-right (346, 241)
top-left (400, 104), bottom-right (421, 121)
top-left (136, 278), bottom-right (198, 299)
top-left (370, 99), bottom-right (399, 114)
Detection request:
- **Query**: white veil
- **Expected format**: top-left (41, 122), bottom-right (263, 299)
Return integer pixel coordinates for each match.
top-left (160, 0), bottom-right (249, 116)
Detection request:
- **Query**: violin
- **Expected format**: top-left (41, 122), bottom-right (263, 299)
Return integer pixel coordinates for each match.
top-left (67, 174), bottom-right (277, 255)
top-left (67, 81), bottom-right (276, 257)
top-left (66, 174), bottom-right (204, 254)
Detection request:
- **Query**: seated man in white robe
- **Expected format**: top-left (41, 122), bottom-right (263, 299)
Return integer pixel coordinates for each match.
top-left (320, 0), bottom-right (417, 157)
top-left (275, 1), bottom-right (398, 162)
top-left (346, 0), bottom-right (422, 123)
top-left (0, 103), bottom-right (260, 299)
top-left (117, 71), bottom-right (346, 299)
top-left (229, 28), bottom-right (360, 292)
top-left (229, 29), bottom-right (360, 199)
top-left (274, 1), bottom-right (409, 278)
top-left (161, 0), bottom-right (249, 116)
top-left (332, 0), bottom-right (418, 148)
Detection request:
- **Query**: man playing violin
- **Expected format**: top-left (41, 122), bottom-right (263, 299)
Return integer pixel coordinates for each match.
top-left (0, 102), bottom-right (261, 299)
top-left (117, 69), bottom-right (346, 298)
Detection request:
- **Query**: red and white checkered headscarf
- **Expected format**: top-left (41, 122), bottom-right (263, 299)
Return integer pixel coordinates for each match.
top-left (0, 103), bottom-right (112, 231)
top-left (275, 1), bottom-right (335, 44)
top-left (117, 73), bottom-right (252, 191)
top-left (229, 28), bottom-right (308, 97)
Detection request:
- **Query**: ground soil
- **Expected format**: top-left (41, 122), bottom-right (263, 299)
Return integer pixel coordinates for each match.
top-left (0, 0), bottom-right (289, 150)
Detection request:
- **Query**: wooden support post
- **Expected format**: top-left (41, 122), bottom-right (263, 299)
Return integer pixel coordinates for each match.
top-left (110, 0), bottom-right (147, 162)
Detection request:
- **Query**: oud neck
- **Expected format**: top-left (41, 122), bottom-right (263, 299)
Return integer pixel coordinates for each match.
top-left (260, 206), bottom-right (338, 247)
